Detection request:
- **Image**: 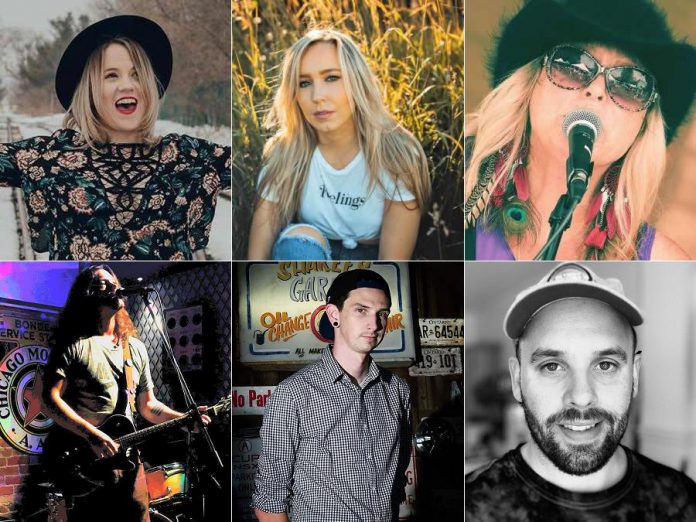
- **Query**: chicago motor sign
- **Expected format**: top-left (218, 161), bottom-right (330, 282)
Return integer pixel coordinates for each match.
top-left (0, 345), bottom-right (53, 455)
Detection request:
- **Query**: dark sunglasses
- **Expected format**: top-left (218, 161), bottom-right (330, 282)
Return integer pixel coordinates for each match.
top-left (544, 45), bottom-right (658, 112)
top-left (86, 278), bottom-right (118, 297)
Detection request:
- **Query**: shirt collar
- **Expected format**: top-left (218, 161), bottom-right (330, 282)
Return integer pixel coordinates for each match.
top-left (321, 345), bottom-right (382, 387)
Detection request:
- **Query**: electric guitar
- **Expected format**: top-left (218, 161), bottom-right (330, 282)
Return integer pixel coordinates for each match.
top-left (43, 396), bottom-right (230, 497)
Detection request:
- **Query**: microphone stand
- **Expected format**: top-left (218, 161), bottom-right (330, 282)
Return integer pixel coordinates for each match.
top-left (535, 158), bottom-right (593, 260)
top-left (135, 289), bottom-right (223, 518)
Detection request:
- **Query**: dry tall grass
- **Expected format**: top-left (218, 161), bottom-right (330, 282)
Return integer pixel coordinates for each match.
top-left (233, 0), bottom-right (463, 259)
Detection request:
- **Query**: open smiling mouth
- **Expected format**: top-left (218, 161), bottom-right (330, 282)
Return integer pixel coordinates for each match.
top-left (557, 420), bottom-right (604, 441)
top-left (560, 422), bottom-right (599, 432)
top-left (115, 97), bottom-right (138, 115)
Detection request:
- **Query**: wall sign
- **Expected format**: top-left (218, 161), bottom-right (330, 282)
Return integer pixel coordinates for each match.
top-left (231, 386), bottom-right (275, 415)
top-left (232, 431), bottom-right (262, 522)
top-left (0, 305), bottom-right (57, 455)
top-left (238, 262), bottom-right (415, 364)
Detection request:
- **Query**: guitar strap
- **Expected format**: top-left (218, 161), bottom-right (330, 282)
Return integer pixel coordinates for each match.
top-left (122, 337), bottom-right (137, 415)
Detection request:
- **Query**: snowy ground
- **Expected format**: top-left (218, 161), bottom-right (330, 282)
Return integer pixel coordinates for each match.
top-left (0, 113), bottom-right (231, 260)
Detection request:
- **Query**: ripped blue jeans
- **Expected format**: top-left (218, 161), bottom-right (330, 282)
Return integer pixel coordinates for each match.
top-left (272, 224), bottom-right (379, 260)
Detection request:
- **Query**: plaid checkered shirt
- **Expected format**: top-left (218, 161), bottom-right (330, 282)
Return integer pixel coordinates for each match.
top-left (252, 346), bottom-right (412, 522)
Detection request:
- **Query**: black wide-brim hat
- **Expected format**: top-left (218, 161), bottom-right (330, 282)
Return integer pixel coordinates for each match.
top-left (490, 0), bottom-right (696, 144)
top-left (55, 15), bottom-right (173, 110)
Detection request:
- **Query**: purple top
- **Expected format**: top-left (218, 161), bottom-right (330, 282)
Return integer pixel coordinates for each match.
top-left (474, 221), bottom-right (656, 260)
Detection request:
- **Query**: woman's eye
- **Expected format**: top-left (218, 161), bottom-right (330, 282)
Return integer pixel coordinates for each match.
top-left (299, 80), bottom-right (311, 88)
top-left (105, 72), bottom-right (118, 79)
top-left (326, 75), bottom-right (340, 82)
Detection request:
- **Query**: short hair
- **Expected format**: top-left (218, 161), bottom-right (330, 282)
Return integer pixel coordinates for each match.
top-left (63, 37), bottom-right (161, 147)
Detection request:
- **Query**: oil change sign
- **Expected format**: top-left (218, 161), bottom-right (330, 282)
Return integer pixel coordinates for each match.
top-left (0, 306), bottom-right (57, 455)
top-left (239, 262), bottom-right (415, 364)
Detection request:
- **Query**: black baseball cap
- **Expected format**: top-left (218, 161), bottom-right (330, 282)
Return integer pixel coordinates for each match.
top-left (318, 269), bottom-right (392, 341)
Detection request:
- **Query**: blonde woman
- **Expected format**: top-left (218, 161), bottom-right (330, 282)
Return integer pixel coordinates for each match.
top-left (465, 0), bottom-right (695, 260)
top-left (248, 28), bottom-right (430, 260)
top-left (0, 15), bottom-right (230, 260)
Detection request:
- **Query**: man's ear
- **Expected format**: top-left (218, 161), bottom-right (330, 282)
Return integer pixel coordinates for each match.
top-left (325, 303), bottom-right (340, 325)
top-left (632, 351), bottom-right (642, 399)
top-left (509, 356), bottom-right (522, 403)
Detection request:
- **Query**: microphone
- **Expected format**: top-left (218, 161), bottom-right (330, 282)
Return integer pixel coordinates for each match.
top-left (115, 285), bottom-right (155, 298)
top-left (562, 110), bottom-right (602, 201)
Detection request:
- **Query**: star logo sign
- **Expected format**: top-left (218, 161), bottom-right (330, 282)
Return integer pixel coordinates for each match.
top-left (0, 346), bottom-right (54, 455)
top-left (22, 364), bottom-right (47, 428)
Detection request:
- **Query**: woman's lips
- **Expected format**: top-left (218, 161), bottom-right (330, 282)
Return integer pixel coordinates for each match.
top-left (115, 97), bottom-right (138, 115)
top-left (313, 110), bottom-right (334, 120)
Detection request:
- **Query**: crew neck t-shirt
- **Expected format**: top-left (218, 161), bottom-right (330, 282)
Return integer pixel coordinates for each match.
top-left (466, 444), bottom-right (696, 521)
top-left (45, 335), bottom-right (153, 426)
top-left (260, 148), bottom-right (414, 243)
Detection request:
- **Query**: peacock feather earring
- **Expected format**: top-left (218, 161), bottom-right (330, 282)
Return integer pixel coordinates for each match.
top-left (489, 142), bottom-right (537, 239)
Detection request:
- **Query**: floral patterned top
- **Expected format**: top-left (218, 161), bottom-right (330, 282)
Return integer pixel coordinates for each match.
top-left (0, 129), bottom-right (230, 260)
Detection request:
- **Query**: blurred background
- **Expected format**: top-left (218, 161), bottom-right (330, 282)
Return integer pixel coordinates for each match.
top-left (0, 0), bottom-right (231, 260)
top-left (465, 261), bottom-right (696, 482)
top-left (233, 0), bottom-right (464, 260)
top-left (466, 0), bottom-right (696, 259)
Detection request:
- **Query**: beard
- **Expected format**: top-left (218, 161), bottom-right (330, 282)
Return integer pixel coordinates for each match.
top-left (520, 394), bottom-right (630, 476)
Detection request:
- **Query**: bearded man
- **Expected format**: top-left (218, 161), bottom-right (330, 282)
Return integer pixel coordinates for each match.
top-left (466, 263), bottom-right (696, 521)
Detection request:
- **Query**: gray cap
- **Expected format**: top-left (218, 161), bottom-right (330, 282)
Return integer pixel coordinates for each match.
top-left (504, 262), bottom-right (643, 339)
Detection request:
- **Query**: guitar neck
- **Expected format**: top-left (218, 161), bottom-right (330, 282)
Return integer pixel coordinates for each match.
top-left (116, 412), bottom-right (192, 448)
top-left (114, 398), bottom-right (229, 448)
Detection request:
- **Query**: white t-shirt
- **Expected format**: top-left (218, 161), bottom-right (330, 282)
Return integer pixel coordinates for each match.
top-left (260, 148), bottom-right (415, 245)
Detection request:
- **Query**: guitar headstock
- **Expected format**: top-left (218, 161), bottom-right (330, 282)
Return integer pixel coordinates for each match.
top-left (207, 396), bottom-right (231, 417)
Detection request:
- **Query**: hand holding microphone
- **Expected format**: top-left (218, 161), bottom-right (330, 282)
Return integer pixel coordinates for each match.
top-left (562, 109), bottom-right (603, 202)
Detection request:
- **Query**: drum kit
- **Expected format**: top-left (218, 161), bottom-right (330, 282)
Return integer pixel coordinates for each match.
top-left (145, 461), bottom-right (192, 521)
top-left (41, 462), bottom-right (201, 522)
top-left (43, 461), bottom-right (196, 522)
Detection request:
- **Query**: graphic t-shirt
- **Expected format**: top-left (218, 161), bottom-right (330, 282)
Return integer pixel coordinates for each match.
top-left (466, 445), bottom-right (696, 521)
top-left (45, 336), bottom-right (153, 426)
top-left (261, 148), bottom-right (414, 244)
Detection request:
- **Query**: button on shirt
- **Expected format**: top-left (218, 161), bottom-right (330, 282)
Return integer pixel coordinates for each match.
top-left (253, 347), bottom-right (412, 522)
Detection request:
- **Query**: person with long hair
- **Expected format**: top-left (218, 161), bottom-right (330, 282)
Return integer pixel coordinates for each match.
top-left (42, 265), bottom-right (209, 521)
top-left (465, 0), bottom-right (696, 260)
top-left (247, 28), bottom-right (430, 260)
top-left (0, 15), bottom-right (230, 260)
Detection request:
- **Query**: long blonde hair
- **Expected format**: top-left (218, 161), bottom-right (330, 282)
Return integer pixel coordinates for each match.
top-left (466, 58), bottom-right (666, 260)
top-left (259, 28), bottom-right (430, 227)
top-left (63, 38), bottom-right (161, 148)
